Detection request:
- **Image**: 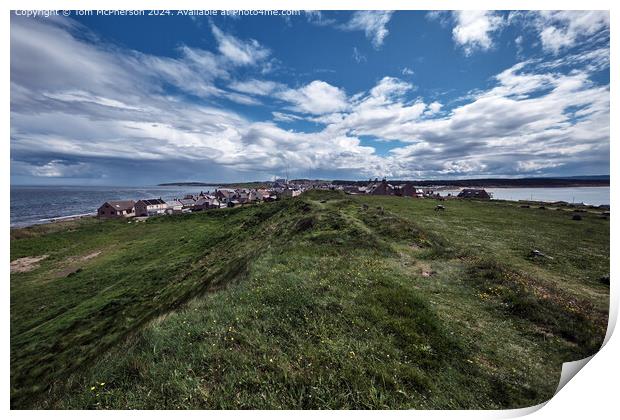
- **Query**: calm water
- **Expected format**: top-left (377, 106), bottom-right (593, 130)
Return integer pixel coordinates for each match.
top-left (440, 186), bottom-right (610, 206)
top-left (10, 185), bottom-right (219, 228)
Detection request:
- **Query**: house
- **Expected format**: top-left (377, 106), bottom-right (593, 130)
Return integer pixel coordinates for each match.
top-left (394, 183), bottom-right (417, 197)
top-left (247, 190), bottom-right (260, 202)
top-left (457, 189), bottom-right (491, 199)
top-left (165, 200), bottom-right (183, 214)
top-left (193, 197), bottom-right (221, 211)
top-left (192, 198), bottom-right (210, 211)
top-left (261, 191), bottom-right (277, 202)
top-left (237, 191), bottom-right (250, 204)
top-left (178, 198), bottom-right (196, 209)
top-left (134, 198), bottom-right (167, 217)
top-left (215, 188), bottom-right (237, 203)
top-left (97, 200), bottom-right (135, 218)
top-left (281, 188), bottom-right (302, 198)
top-left (368, 179), bottom-right (394, 196)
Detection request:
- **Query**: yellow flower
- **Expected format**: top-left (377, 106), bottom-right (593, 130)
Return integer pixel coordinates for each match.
top-left (90, 386), bottom-right (96, 391)
top-left (100, 382), bottom-right (105, 386)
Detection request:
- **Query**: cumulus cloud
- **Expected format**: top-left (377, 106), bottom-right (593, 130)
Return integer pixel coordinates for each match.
top-left (427, 101), bottom-right (442, 114)
top-left (277, 81), bottom-right (349, 115)
top-left (451, 11), bottom-right (504, 55)
top-left (10, 15), bottom-right (384, 182)
top-left (342, 11), bottom-right (394, 48)
top-left (341, 62), bottom-right (609, 177)
top-left (10, 13), bottom-right (610, 183)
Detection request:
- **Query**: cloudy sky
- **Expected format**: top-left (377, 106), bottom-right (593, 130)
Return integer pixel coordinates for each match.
top-left (10, 10), bottom-right (609, 185)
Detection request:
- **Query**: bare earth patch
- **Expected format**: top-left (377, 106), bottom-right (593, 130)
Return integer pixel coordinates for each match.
top-left (416, 261), bottom-right (435, 277)
top-left (56, 251), bottom-right (103, 278)
top-left (11, 255), bottom-right (49, 273)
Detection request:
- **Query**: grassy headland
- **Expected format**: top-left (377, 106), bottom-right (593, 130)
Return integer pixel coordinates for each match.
top-left (10, 191), bottom-right (609, 409)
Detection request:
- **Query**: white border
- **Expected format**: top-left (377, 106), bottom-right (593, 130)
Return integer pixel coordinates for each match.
top-left (3, 1), bottom-right (616, 418)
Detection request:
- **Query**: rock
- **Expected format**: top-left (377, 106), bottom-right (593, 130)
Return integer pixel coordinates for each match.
top-left (66, 268), bottom-right (83, 277)
top-left (572, 214), bottom-right (582, 221)
top-left (530, 249), bottom-right (553, 260)
top-left (599, 275), bottom-right (610, 285)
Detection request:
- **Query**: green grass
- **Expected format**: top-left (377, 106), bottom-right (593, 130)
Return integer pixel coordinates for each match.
top-left (10, 191), bottom-right (609, 409)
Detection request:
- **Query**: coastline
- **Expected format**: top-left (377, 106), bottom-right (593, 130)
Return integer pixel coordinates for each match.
top-left (11, 213), bottom-right (96, 230)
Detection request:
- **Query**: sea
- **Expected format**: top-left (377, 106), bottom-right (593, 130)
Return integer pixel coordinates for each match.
top-left (10, 185), bottom-right (611, 228)
top-left (10, 185), bottom-right (219, 228)
top-left (439, 186), bottom-right (610, 206)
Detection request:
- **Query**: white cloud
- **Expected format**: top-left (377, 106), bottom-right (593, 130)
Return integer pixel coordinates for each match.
top-left (210, 24), bottom-right (270, 66)
top-left (11, 16), bottom-right (386, 180)
top-left (278, 81), bottom-right (349, 115)
top-left (451, 11), bottom-right (504, 55)
top-left (427, 101), bottom-right (442, 114)
top-left (304, 11), bottom-right (337, 26)
top-left (305, 11), bottom-right (394, 49)
top-left (272, 111), bottom-right (303, 122)
top-left (369, 77), bottom-right (413, 100)
top-left (28, 160), bottom-right (91, 177)
top-left (401, 67), bottom-right (414, 76)
top-left (10, 14), bottom-right (610, 182)
top-left (352, 47), bottom-right (367, 63)
top-left (426, 11), bottom-right (451, 27)
top-left (342, 11), bottom-right (394, 48)
top-left (229, 79), bottom-right (284, 96)
top-left (535, 11), bottom-right (609, 54)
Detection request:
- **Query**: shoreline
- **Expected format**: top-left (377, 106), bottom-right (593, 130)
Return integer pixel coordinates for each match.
top-left (11, 213), bottom-right (96, 230)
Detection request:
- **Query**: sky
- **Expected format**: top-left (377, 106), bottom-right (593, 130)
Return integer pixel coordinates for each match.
top-left (10, 10), bottom-right (610, 185)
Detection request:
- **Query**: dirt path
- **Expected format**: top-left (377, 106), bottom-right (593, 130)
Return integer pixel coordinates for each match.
top-left (10, 255), bottom-right (49, 273)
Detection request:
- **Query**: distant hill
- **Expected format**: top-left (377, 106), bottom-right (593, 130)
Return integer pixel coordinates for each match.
top-left (158, 182), bottom-right (219, 187)
top-left (333, 176), bottom-right (610, 188)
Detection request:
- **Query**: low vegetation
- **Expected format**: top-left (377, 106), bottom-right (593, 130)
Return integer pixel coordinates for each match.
top-left (10, 191), bottom-right (609, 409)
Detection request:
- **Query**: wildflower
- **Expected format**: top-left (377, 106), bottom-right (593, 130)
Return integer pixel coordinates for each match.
top-left (100, 382), bottom-right (105, 386)
top-left (90, 386), bottom-right (96, 391)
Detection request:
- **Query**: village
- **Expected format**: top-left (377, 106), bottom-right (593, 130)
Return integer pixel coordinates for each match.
top-left (97, 178), bottom-right (491, 219)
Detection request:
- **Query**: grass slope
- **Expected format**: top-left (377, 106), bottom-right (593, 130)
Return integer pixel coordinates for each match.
top-left (10, 191), bottom-right (609, 409)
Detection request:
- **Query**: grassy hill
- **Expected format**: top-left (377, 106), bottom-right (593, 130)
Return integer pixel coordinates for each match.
top-left (10, 191), bottom-right (609, 409)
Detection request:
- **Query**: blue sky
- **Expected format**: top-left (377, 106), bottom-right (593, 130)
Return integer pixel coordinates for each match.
top-left (10, 10), bottom-right (610, 185)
